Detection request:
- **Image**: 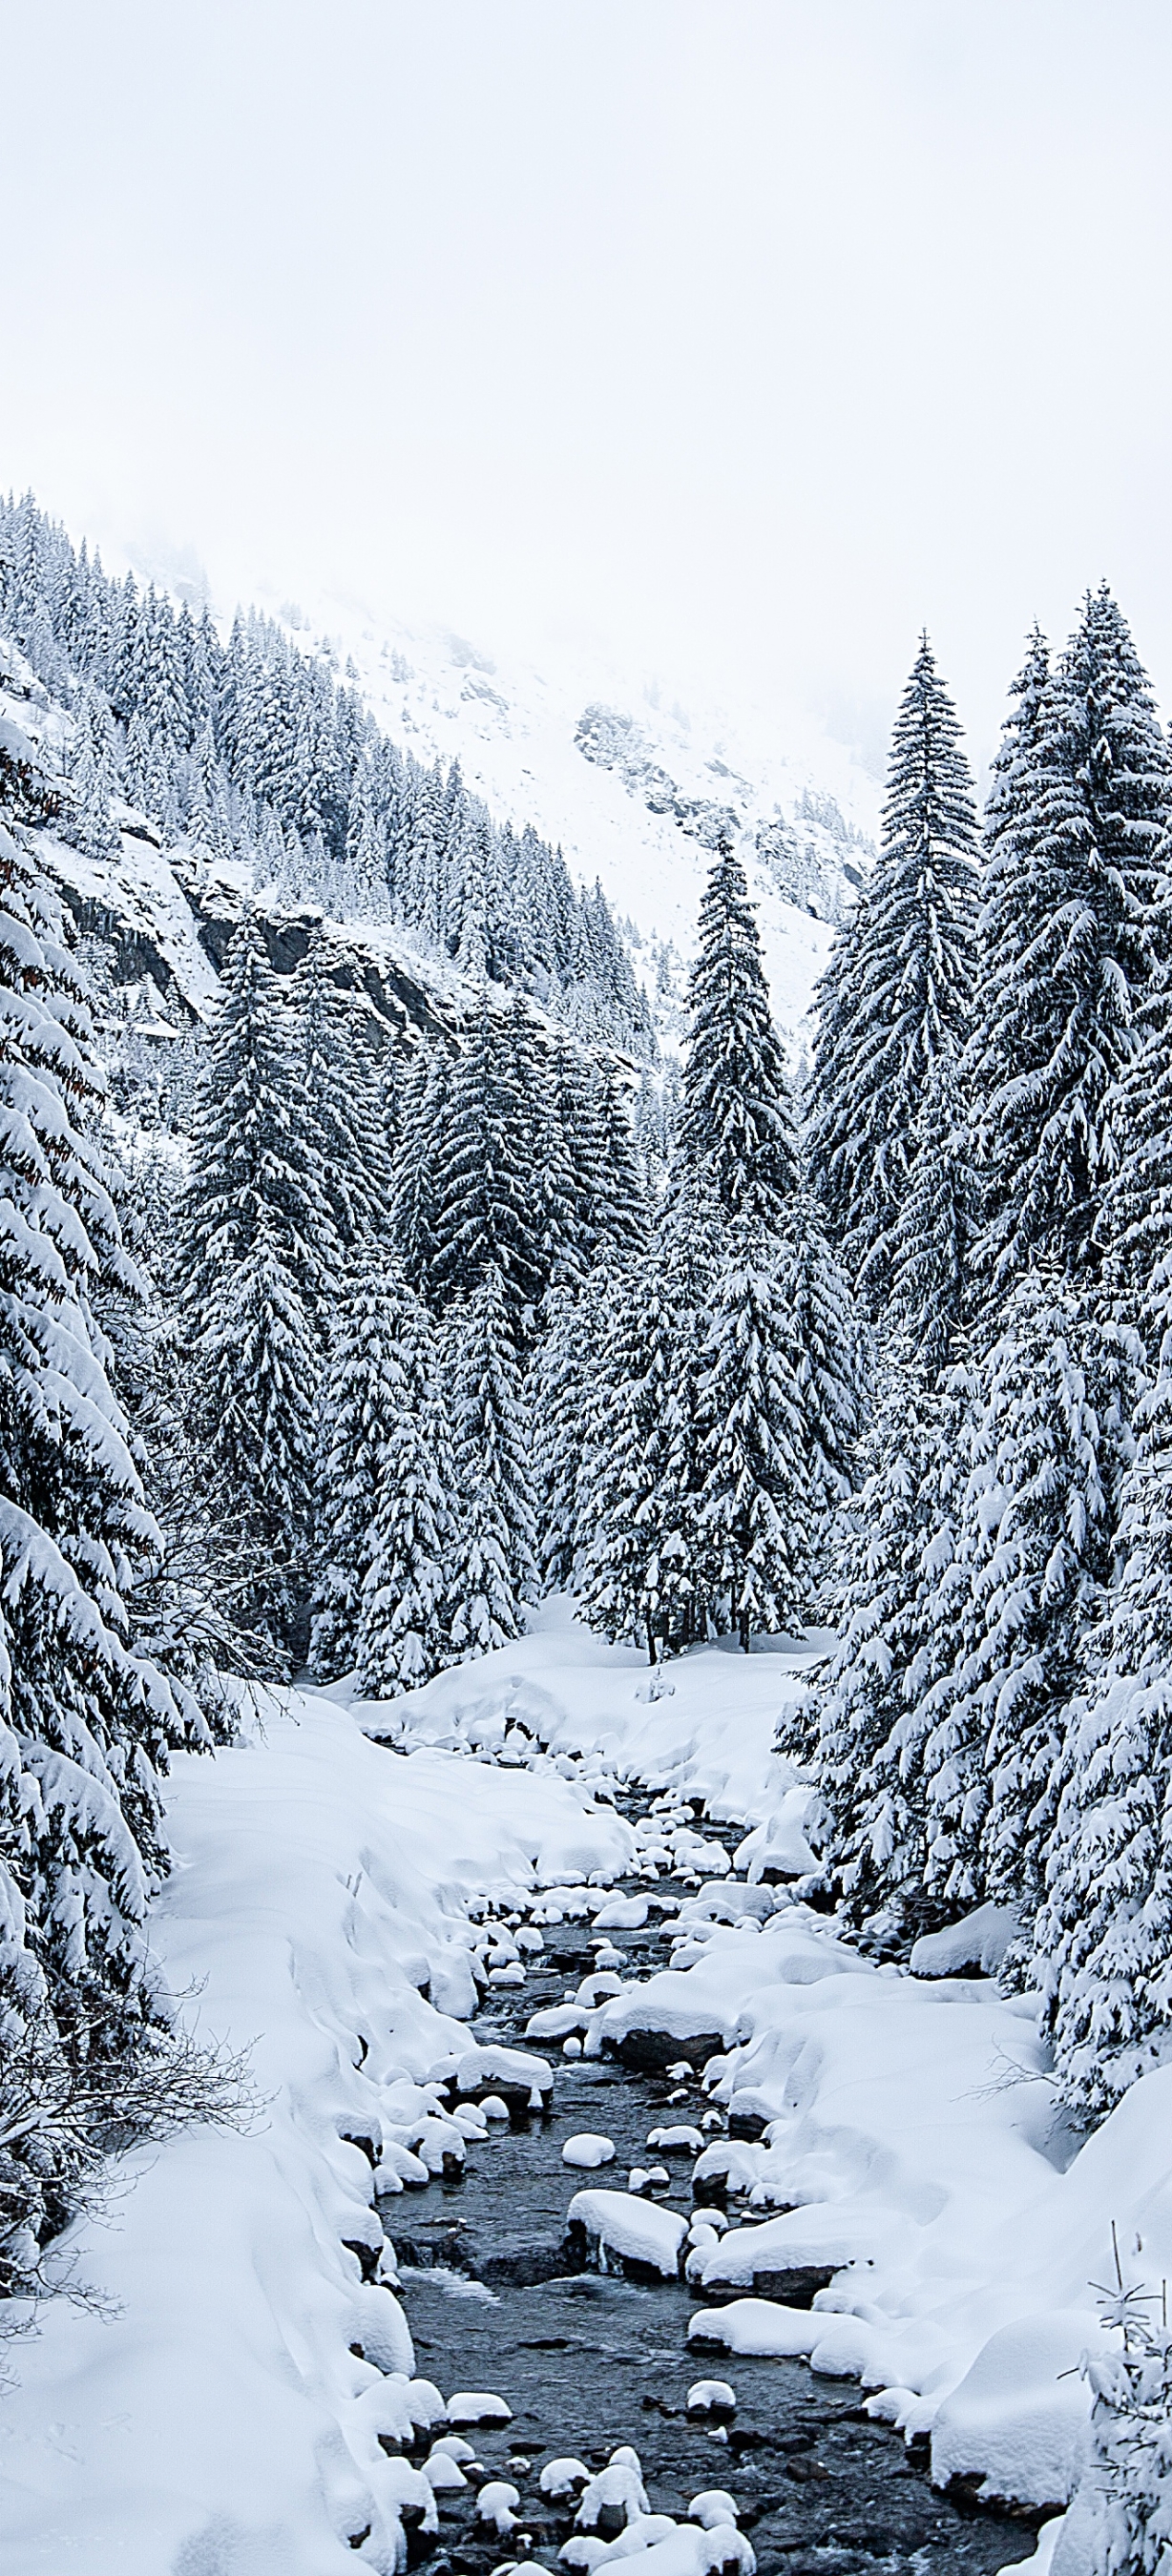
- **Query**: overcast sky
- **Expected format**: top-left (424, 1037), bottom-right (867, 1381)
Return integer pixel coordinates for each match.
top-left (4, 0), bottom-right (1172, 773)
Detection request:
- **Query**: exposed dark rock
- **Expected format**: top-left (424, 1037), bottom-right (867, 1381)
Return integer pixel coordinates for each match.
top-left (604, 2026), bottom-right (723, 2074)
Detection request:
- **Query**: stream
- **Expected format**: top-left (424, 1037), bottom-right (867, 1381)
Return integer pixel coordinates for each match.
top-left (379, 1787), bottom-right (1039, 2576)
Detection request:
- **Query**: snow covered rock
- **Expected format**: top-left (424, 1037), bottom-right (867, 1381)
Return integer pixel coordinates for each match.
top-left (540, 2458), bottom-right (592, 2501)
top-left (567, 2190), bottom-right (687, 2277)
top-left (931, 2313), bottom-right (1096, 2510)
top-left (423, 2451), bottom-right (468, 2490)
top-left (374, 2139), bottom-right (430, 2192)
top-left (452, 2044), bottom-right (553, 2112)
top-left (477, 2479), bottom-right (522, 2535)
top-left (734, 1795), bottom-right (818, 1882)
top-left (575, 2455), bottom-right (650, 2532)
top-left (405, 2378), bottom-right (450, 2432)
top-left (688, 2492), bottom-right (740, 2527)
top-left (909, 1902), bottom-right (1022, 1981)
top-left (448, 2390), bottom-right (514, 2426)
top-left (695, 2202), bottom-right (884, 2297)
top-left (562, 2133), bottom-right (617, 2168)
top-left (686, 2381), bottom-right (737, 2419)
top-left (576, 1971), bottom-right (625, 2005)
top-left (592, 1895), bottom-right (650, 1930)
top-left (647, 2125), bottom-right (704, 2155)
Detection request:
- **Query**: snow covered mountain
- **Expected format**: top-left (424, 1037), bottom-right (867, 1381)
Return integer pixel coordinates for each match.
top-left (1, 491), bottom-right (880, 1087)
top-left (276, 592), bottom-right (879, 1043)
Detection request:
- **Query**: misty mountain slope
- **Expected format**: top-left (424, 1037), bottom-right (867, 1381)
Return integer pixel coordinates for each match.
top-left (242, 589), bottom-right (879, 1041)
top-left (1, 491), bottom-right (878, 1072)
top-left (0, 647), bottom-right (460, 1061)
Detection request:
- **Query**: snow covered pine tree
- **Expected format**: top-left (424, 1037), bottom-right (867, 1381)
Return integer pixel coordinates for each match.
top-left (807, 635), bottom-right (978, 1313)
top-left (0, 815), bottom-right (210, 2290)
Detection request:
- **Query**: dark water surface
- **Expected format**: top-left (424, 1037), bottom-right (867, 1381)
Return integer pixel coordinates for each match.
top-left (384, 1825), bottom-right (1038, 2576)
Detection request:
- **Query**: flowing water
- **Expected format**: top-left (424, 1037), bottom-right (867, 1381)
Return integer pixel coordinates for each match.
top-left (381, 1797), bottom-right (1042, 2576)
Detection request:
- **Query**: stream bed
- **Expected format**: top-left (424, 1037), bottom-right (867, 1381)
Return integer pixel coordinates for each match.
top-left (382, 1803), bottom-right (1040, 2576)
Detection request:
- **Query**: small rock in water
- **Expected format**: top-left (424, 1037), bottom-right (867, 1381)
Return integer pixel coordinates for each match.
top-left (575, 2455), bottom-right (649, 2533)
top-left (667, 2062), bottom-right (694, 2082)
top-left (477, 2479), bottom-right (521, 2533)
top-left (424, 2452), bottom-right (468, 2490)
top-left (562, 2035), bottom-right (583, 2059)
top-left (430, 2436), bottom-right (477, 2462)
top-left (449, 2390), bottom-right (513, 2425)
top-left (481, 2096), bottom-right (511, 2122)
top-left (539, 2458), bottom-right (591, 2501)
top-left (591, 1894), bottom-right (650, 1930)
top-left (689, 2490), bottom-right (741, 2526)
top-left (562, 2133), bottom-right (616, 2169)
top-left (687, 2379), bottom-right (737, 2418)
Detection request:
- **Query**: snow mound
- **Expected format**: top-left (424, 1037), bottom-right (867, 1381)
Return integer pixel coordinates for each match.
top-left (593, 1894), bottom-right (650, 1930)
top-left (931, 2314), bottom-right (1097, 2510)
top-left (567, 2190), bottom-right (688, 2277)
top-left (686, 2381), bottom-right (737, 2417)
top-left (449, 2391), bottom-right (513, 2426)
top-left (562, 2133), bottom-right (617, 2168)
top-left (910, 1902), bottom-right (1022, 1980)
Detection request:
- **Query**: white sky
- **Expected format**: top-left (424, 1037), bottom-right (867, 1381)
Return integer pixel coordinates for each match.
top-left (4, 0), bottom-right (1172, 775)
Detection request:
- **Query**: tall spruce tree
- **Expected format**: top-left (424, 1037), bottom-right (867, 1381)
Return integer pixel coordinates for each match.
top-left (697, 1218), bottom-right (810, 1649)
top-left (446, 1265), bottom-right (537, 1655)
top-left (909, 1277), bottom-right (1138, 1937)
top-left (1034, 1263), bottom-right (1172, 2116)
top-left (309, 1252), bottom-right (421, 1680)
top-left (355, 1281), bottom-right (454, 1694)
top-left (778, 1190), bottom-right (867, 1519)
top-left (810, 1374), bottom-right (967, 1942)
top-left (0, 817), bottom-right (202, 2279)
top-left (807, 637), bottom-right (978, 1313)
top-left (293, 930), bottom-right (394, 1257)
top-left (970, 589), bottom-right (1171, 1284)
top-left (678, 836), bottom-right (798, 1225)
top-left (430, 991), bottom-right (542, 1322)
top-left (577, 1194), bottom-right (718, 1658)
top-left (179, 917), bottom-right (329, 1637)
top-left (884, 1052), bottom-right (977, 1378)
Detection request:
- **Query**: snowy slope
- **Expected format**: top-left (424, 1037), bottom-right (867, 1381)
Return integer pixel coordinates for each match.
top-left (225, 586), bottom-right (878, 1041)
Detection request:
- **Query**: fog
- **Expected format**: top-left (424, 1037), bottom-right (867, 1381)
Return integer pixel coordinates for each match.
top-left (5, 0), bottom-right (1172, 768)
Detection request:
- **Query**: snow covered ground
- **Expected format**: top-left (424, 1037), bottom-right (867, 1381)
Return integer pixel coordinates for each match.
top-left (0, 1606), bottom-right (1158, 2569)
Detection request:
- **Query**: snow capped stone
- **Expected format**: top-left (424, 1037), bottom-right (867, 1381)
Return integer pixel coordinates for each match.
top-left (540, 2458), bottom-right (592, 2500)
top-left (567, 2189), bottom-right (687, 2277)
top-left (685, 2381), bottom-right (737, 2418)
top-left (562, 2133), bottom-right (617, 2168)
top-left (423, 2450), bottom-right (468, 2489)
top-left (688, 2493), bottom-right (741, 2527)
top-left (575, 2456), bottom-right (650, 2530)
top-left (593, 1894), bottom-right (650, 1930)
top-left (477, 2479), bottom-right (522, 2533)
top-left (449, 2390), bottom-right (513, 2425)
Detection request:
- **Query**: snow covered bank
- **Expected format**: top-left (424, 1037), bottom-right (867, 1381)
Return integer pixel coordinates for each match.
top-left (0, 1684), bottom-right (631, 2575)
top-left (366, 1597), bottom-right (822, 1839)
top-left (598, 1908), bottom-right (1172, 2522)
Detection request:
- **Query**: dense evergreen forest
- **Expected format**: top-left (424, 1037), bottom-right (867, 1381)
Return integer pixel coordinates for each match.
top-left (4, 484), bottom-right (1172, 2501)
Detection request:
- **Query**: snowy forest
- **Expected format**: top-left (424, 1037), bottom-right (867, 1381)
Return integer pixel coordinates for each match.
top-left (5, 491), bottom-right (1172, 2566)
